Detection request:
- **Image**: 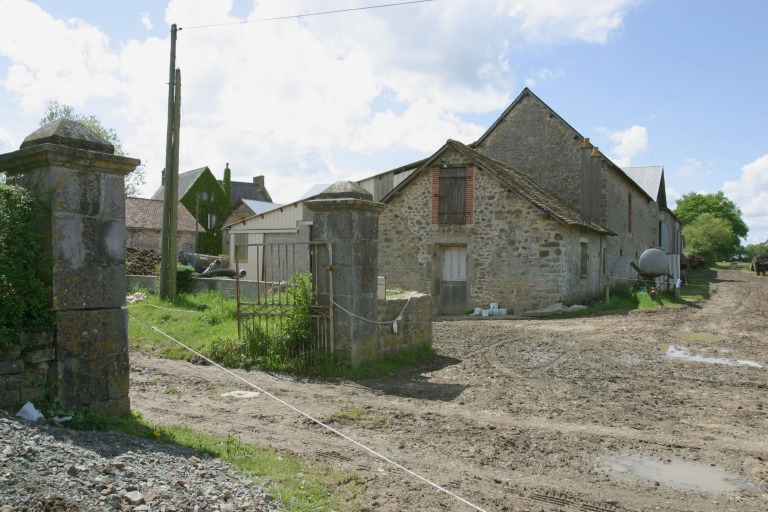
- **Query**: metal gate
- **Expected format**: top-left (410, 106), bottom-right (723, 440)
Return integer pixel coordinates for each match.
top-left (235, 241), bottom-right (333, 368)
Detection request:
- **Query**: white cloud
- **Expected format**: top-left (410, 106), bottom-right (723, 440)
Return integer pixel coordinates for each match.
top-left (606, 124), bottom-right (648, 166)
top-left (723, 154), bottom-right (768, 245)
top-left (0, 0), bottom-right (638, 203)
top-left (505, 0), bottom-right (640, 45)
top-left (524, 66), bottom-right (567, 88)
top-left (0, 1), bottom-right (123, 112)
top-left (0, 127), bottom-right (15, 150)
top-left (140, 11), bottom-right (153, 30)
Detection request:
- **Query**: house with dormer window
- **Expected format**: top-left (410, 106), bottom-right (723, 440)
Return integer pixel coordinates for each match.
top-left (151, 164), bottom-right (273, 255)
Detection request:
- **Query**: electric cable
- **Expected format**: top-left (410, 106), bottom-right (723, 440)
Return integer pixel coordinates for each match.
top-left (182, 0), bottom-right (435, 31)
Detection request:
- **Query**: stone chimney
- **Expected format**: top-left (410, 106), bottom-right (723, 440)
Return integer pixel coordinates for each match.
top-left (253, 175), bottom-right (264, 190)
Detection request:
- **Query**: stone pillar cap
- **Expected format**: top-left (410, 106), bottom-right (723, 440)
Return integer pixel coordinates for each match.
top-left (316, 181), bottom-right (372, 201)
top-left (20, 119), bottom-right (115, 154)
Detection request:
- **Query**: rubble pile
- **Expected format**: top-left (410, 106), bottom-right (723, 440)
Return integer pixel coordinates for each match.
top-left (126, 248), bottom-right (160, 276)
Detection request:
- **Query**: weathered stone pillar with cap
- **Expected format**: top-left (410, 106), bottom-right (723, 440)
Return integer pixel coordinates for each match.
top-left (307, 182), bottom-right (385, 367)
top-left (0, 119), bottom-right (140, 414)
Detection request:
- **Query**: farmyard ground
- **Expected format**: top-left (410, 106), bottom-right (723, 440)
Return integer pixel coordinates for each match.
top-left (130, 267), bottom-right (767, 511)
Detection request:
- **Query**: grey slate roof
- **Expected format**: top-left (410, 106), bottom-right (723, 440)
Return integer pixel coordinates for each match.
top-left (227, 180), bottom-right (270, 205)
top-left (125, 197), bottom-right (204, 233)
top-left (383, 139), bottom-right (613, 235)
top-left (150, 167), bottom-right (208, 201)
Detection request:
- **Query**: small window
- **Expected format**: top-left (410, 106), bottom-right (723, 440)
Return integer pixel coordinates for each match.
top-left (201, 192), bottom-right (209, 201)
top-left (207, 213), bottom-right (217, 229)
top-left (580, 242), bottom-right (588, 278)
top-left (627, 193), bottom-right (633, 233)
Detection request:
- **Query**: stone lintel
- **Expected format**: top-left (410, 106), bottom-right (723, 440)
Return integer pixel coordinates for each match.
top-left (0, 143), bottom-right (140, 177)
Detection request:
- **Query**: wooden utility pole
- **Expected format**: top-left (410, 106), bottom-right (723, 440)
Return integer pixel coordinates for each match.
top-left (160, 24), bottom-right (179, 299)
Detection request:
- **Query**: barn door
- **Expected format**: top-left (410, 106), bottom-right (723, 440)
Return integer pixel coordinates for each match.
top-left (440, 246), bottom-right (467, 315)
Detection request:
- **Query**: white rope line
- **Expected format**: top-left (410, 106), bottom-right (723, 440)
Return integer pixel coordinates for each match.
top-left (129, 313), bottom-right (487, 512)
top-left (126, 303), bottom-right (198, 314)
top-left (331, 292), bottom-right (415, 327)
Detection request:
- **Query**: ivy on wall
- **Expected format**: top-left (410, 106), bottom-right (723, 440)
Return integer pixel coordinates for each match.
top-left (0, 184), bottom-right (52, 348)
top-left (180, 168), bottom-right (231, 256)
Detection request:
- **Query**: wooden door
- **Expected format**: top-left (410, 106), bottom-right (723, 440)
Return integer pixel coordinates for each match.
top-left (440, 246), bottom-right (467, 315)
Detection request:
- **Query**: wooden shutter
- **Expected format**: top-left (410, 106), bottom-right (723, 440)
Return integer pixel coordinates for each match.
top-left (439, 167), bottom-right (467, 225)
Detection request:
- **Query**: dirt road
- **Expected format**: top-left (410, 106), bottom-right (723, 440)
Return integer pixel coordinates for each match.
top-left (130, 268), bottom-right (768, 511)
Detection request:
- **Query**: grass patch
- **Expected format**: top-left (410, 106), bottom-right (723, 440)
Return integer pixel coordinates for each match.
top-left (127, 289), bottom-right (238, 361)
top-left (63, 409), bottom-right (363, 511)
top-left (328, 408), bottom-right (389, 426)
top-left (556, 271), bottom-right (717, 319)
top-left (128, 288), bottom-right (438, 380)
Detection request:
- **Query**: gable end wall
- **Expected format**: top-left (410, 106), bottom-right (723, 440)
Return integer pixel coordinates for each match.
top-left (379, 151), bottom-right (604, 314)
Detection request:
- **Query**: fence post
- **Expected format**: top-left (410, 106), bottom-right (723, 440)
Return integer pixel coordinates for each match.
top-left (307, 182), bottom-right (385, 367)
top-left (606, 275), bottom-right (612, 304)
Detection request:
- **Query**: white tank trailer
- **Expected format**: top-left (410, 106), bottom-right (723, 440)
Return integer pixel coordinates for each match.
top-left (636, 248), bottom-right (671, 300)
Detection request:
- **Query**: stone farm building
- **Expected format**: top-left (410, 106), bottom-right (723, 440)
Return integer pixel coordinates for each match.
top-left (226, 88), bottom-right (682, 316)
top-left (378, 89), bottom-right (681, 315)
top-left (125, 197), bottom-right (204, 253)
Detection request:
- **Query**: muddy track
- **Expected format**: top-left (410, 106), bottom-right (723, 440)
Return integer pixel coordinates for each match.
top-left (130, 268), bottom-right (768, 511)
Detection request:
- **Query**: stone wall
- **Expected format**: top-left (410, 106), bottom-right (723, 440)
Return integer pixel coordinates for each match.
top-left (476, 92), bottom-right (584, 211)
top-left (0, 333), bottom-right (55, 410)
top-left (367, 293), bottom-right (431, 359)
top-left (474, 89), bottom-right (661, 284)
top-left (127, 227), bottom-right (196, 253)
top-left (600, 161), bottom-right (660, 280)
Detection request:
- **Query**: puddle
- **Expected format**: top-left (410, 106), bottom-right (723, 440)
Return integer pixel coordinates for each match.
top-left (677, 331), bottom-right (720, 343)
top-left (606, 454), bottom-right (759, 494)
top-left (661, 345), bottom-right (764, 368)
top-left (220, 390), bottom-right (261, 398)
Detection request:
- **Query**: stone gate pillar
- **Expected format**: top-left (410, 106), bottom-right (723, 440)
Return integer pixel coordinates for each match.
top-left (307, 182), bottom-right (385, 367)
top-left (0, 120), bottom-right (140, 414)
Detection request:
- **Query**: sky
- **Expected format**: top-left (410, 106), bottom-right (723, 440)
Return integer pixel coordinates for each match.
top-left (0, 0), bottom-right (766, 245)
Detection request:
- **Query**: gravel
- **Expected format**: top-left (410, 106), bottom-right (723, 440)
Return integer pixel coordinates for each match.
top-left (0, 411), bottom-right (281, 512)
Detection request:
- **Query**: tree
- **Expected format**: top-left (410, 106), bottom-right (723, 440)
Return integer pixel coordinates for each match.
top-left (39, 101), bottom-right (146, 196)
top-left (223, 163), bottom-right (232, 205)
top-left (682, 213), bottom-right (734, 261)
top-left (674, 191), bottom-right (748, 259)
top-left (743, 241), bottom-right (768, 260)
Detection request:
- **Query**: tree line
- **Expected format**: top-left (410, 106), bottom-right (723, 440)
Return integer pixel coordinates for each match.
top-left (674, 191), bottom-right (765, 262)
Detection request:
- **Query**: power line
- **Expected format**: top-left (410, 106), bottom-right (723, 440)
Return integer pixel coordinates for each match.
top-left (182, 0), bottom-right (435, 30)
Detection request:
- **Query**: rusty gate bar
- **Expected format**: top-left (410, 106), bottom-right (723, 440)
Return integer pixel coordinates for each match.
top-left (235, 240), bottom-right (333, 367)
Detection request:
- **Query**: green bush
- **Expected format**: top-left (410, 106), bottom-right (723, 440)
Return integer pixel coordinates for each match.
top-left (152, 264), bottom-right (198, 294)
top-left (0, 184), bottom-right (52, 348)
top-left (176, 264), bottom-right (196, 292)
top-left (208, 272), bottom-right (318, 372)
